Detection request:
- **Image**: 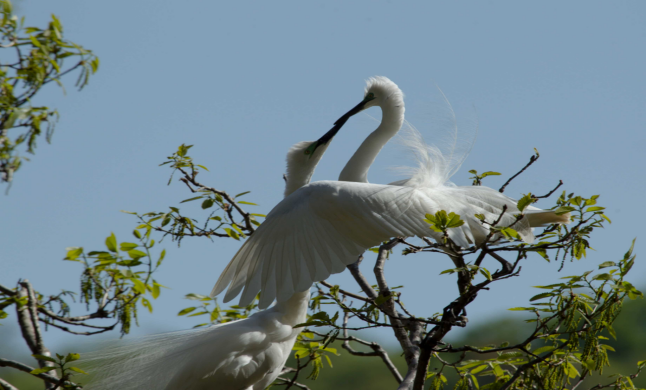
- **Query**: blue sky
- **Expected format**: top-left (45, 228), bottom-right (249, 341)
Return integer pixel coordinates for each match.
top-left (1, 0), bottom-right (644, 351)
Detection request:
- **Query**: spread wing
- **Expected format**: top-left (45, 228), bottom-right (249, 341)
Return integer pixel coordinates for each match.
top-left (212, 180), bottom-right (552, 309)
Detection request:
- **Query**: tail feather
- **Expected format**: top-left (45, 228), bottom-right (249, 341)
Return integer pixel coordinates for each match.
top-left (526, 211), bottom-right (571, 226)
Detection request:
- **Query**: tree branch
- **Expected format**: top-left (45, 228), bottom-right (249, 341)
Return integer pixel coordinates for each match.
top-left (499, 151), bottom-right (539, 193)
top-left (0, 377), bottom-right (18, 390)
top-left (0, 358), bottom-right (80, 389)
top-left (340, 310), bottom-right (403, 384)
top-left (15, 280), bottom-right (59, 388)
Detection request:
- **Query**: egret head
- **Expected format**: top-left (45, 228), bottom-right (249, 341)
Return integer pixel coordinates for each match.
top-left (332, 76), bottom-right (403, 127)
top-left (362, 76), bottom-right (404, 110)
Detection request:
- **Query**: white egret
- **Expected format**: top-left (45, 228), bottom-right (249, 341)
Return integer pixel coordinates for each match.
top-left (85, 120), bottom-right (351, 390)
top-left (213, 76), bottom-right (571, 309)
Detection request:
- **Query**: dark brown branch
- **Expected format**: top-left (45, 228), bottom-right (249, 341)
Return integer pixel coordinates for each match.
top-left (499, 151), bottom-right (539, 193)
top-left (177, 167), bottom-right (256, 234)
top-left (40, 319), bottom-right (116, 336)
top-left (37, 306), bottom-right (111, 327)
top-left (533, 180), bottom-right (563, 199)
top-left (319, 281), bottom-right (372, 303)
top-left (341, 311), bottom-right (403, 384)
top-left (346, 255), bottom-right (378, 300)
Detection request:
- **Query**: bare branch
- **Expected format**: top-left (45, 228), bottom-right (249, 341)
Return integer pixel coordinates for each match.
top-left (177, 167), bottom-right (256, 234)
top-left (0, 377), bottom-right (19, 390)
top-left (534, 180), bottom-right (563, 199)
top-left (15, 280), bottom-right (59, 388)
top-left (341, 310), bottom-right (403, 384)
top-left (499, 151), bottom-right (540, 193)
top-left (319, 281), bottom-right (372, 303)
top-left (0, 358), bottom-right (80, 389)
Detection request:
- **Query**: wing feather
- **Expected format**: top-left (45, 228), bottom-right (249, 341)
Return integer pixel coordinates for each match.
top-left (214, 180), bottom-right (566, 308)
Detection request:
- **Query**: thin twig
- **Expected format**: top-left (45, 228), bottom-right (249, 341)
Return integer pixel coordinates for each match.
top-left (319, 281), bottom-right (371, 303)
top-left (533, 180), bottom-right (563, 199)
top-left (499, 151), bottom-right (540, 193)
top-left (341, 310), bottom-right (403, 384)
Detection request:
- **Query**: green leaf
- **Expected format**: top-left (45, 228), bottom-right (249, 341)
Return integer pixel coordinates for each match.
top-left (517, 193), bottom-right (535, 212)
top-left (492, 363), bottom-right (504, 378)
top-left (180, 196), bottom-right (203, 203)
top-left (68, 366), bottom-right (89, 375)
top-left (119, 242), bottom-right (138, 251)
top-left (479, 268), bottom-right (492, 281)
top-left (481, 171), bottom-right (501, 177)
top-left (64, 247), bottom-right (83, 261)
top-left (224, 228), bottom-right (240, 241)
top-left (141, 297), bottom-right (153, 313)
top-left (529, 292), bottom-right (554, 301)
top-left (585, 206), bottom-right (605, 212)
top-left (471, 364), bottom-right (488, 374)
top-left (128, 249), bottom-right (147, 259)
top-left (105, 233), bottom-right (117, 252)
top-left (30, 366), bottom-right (56, 375)
top-left (598, 261), bottom-right (615, 269)
top-left (238, 201), bottom-right (257, 206)
top-left (201, 199), bottom-right (214, 209)
top-left (65, 353), bottom-right (80, 363)
top-left (235, 191), bottom-right (250, 198)
top-left (151, 282), bottom-right (161, 299)
top-left (508, 307), bottom-right (536, 311)
top-left (532, 346), bottom-right (555, 355)
top-left (566, 362), bottom-right (580, 379)
top-left (593, 273), bottom-right (612, 281)
top-left (178, 307), bottom-right (197, 316)
top-left (131, 278), bottom-right (147, 294)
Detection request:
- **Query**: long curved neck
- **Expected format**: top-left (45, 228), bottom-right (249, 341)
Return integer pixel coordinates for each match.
top-left (338, 104), bottom-right (405, 183)
top-left (284, 167), bottom-right (315, 197)
top-left (270, 289), bottom-right (310, 325)
top-left (283, 143), bottom-right (329, 197)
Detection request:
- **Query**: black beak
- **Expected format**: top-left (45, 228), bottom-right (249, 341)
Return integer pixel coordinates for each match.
top-left (334, 96), bottom-right (373, 126)
top-left (313, 96), bottom-right (374, 148)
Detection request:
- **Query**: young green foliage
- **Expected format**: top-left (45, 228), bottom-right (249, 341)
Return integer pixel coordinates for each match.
top-left (0, 0), bottom-right (98, 185)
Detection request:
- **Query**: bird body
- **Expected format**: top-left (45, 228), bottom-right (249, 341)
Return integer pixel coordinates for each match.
top-left (86, 120), bottom-right (347, 389)
top-left (162, 290), bottom-right (310, 390)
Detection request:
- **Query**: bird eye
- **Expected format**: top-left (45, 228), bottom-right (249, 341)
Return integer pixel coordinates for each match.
top-left (365, 92), bottom-right (375, 100)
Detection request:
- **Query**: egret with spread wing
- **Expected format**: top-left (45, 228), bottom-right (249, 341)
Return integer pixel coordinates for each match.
top-left (85, 115), bottom-right (354, 390)
top-left (213, 76), bottom-right (570, 310)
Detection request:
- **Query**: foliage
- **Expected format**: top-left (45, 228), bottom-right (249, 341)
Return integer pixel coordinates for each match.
top-left (131, 144), bottom-right (264, 245)
top-left (0, 0), bottom-right (98, 186)
top-left (0, 6), bottom-right (642, 387)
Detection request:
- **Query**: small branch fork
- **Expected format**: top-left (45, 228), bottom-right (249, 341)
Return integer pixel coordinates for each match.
top-left (14, 280), bottom-right (59, 389)
top-left (499, 151), bottom-right (539, 193)
top-left (178, 167), bottom-right (256, 235)
top-left (0, 358), bottom-right (80, 390)
top-left (324, 229), bottom-right (535, 389)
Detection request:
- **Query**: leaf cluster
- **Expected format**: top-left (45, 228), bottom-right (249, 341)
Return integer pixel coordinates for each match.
top-left (0, 0), bottom-right (98, 184)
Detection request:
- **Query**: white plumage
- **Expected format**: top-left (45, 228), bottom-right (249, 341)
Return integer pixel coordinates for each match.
top-left (213, 76), bottom-right (570, 309)
top-left (85, 125), bottom-right (345, 389)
